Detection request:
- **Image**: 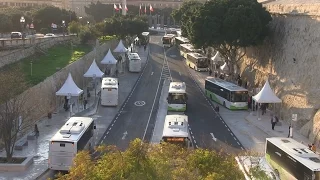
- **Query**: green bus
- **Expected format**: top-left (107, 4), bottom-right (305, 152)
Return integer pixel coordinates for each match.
top-left (205, 77), bottom-right (248, 110)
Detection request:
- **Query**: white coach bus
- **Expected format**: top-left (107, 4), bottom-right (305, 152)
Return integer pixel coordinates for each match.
top-left (266, 137), bottom-right (320, 180)
top-left (167, 82), bottom-right (187, 112)
top-left (186, 52), bottom-right (209, 72)
top-left (179, 43), bottom-right (202, 59)
top-left (49, 117), bottom-right (96, 171)
top-left (101, 77), bottom-right (119, 106)
top-left (162, 34), bottom-right (175, 48)
top-left (161, 114), bottom-right (192, 148)
top-left (128, 53), bottom-right (142, 72)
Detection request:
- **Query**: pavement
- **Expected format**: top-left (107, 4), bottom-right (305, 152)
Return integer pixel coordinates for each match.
top-left (0, 43), bottom-right (149, 180)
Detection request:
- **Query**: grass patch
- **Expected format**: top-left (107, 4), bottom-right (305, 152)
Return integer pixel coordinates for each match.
top-left (0, 157), bottom-right (27, 164)
top-left (19, 44), bottom-right (92, 85)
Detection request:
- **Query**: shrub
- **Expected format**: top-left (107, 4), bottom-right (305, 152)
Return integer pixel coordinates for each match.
top-left (40, 28), bottom-right (49, 34)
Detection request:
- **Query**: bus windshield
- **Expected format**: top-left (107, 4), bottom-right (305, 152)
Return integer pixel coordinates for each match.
top-left (168, 93), bottom-right (187, 104)
top-left (163, 37), bottom-right (171, 44)
top-left (197, 58), bottom-right (208, 68)
top-left (230, 91), bottom-right (248, 102)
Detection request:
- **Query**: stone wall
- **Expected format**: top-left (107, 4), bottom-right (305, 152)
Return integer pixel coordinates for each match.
top-left (238, 10), bottom-right (320, 142)
top-left (15, 39), bottom-right (118, 124)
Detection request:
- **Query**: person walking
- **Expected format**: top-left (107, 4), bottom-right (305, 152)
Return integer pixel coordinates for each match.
top-left (209, 69), bottom-right (212, 76)
top-left (34, 124), bottom-right (39, 137)
top-left (83, 98), bottom-right (88, 110)
top-left (311, 144), bottom-right (317, 153)
top-left (144, 45), bottom-right (147, 51)
top-left (271, 115), bottom-right (277, 130)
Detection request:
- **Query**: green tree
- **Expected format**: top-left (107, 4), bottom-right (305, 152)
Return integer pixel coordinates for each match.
top-left (190, 0), bottom-right (272, 77)
top-left (84, 1), bottom-right (114, 22)
top-left (68, 21), bottom-right (81, 35)
top-left (0, 14), bottom-right (13, 33)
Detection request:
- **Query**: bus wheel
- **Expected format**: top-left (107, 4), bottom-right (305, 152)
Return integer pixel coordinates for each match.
top-left (223, 101), bottom-right (226, 107)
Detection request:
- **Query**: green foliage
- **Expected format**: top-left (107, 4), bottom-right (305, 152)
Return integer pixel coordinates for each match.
top-left (79, 26), bottom-right (96, 44)
top-left (68, 21), bottom-right (81, 35)
top-left (57, 139), bottom-right (246, 180)
top-left (0, 14), bottom-right (13, 33)
top-left (249, 166), bottom-right (272, 180)
top-left (98, 35), bottom-right (117, 43)
top-left (40, 28), bottom-right (49, 35)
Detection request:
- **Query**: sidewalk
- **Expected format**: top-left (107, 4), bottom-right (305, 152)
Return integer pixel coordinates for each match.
top-left (187, 65), bottom-right (313, 154)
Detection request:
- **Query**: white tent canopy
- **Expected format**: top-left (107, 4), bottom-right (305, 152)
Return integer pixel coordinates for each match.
top-left (56, 73), bottom-right (83, 96)
top-left (113, 40), bottom-right (128, 53)
top-left (211, 51), bottom-right (223, 62)
top-left (101, 49), bottom-right (117, 65)
top-left (220, 62), bottom-right (229, 71)
top-left (84, 59), bottom-right (104, 78)
top-left (253, 79), bottom-right (282, 103)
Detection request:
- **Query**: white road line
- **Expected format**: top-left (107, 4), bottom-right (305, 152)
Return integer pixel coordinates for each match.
top-left (241, 147), bottom-right (244, 150)
top-left (151, 72), bottom-right (154, 75)
top-left (196, 145), bottom-right (199, 148)
top-left (237, 142), bottom-right (240, 145)
top-left (109, 128), bottom-right (112, 131)
top-left (224, 124), bottom-right (227, 127)
top-left (111, 123), bottom-right (114, 127)
top-left (222, 121), bottom-right (225, 124)
top-left (192, 135), bottom-right (195, 139)
top-left (190, 131), bottom-right (193, 135)
top-left (231, 133), bottom-right (234, 136)
top-left (103, 136), bottom-right (106, 140)
top-left (114, 119), bottom-right (117, 123)
top-left (227, 128), bottom-right (230, 131)
top-left (194, 139), bottom-right (197, 144)
top-left (107, 131), bottom-right (109, 134)
top-left (233, 137), bottom-right (237, 140)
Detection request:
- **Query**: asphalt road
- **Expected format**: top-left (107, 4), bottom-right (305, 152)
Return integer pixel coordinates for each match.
top-left (101, 35), bottom-right (167, 150)
top-left (164, 46), bottom-right (244, 153)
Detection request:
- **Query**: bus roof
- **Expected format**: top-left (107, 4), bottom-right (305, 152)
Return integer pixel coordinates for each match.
top-left (50, 117), bottom-right (93, 142)
top-left (206, 77), bottom-right (248, 92)
top-left (169, 82), bottom-right (186, 94)
top-left (163, 34), bottom-right (175, 38)
top-left (180, 43), bottom-right (201, 52)
top-left (162, 115), bottom-right (188, 138)
top-left (267, 137), bottom-right (320, 171)
top-left (142, 32), bottom-right (149, 36)
top-left (187, 52), bottom-right (207, 59)
top-left (128, 53), bottom-right (140, 60)
top-left (101, 77), bottom-right (118, 88)
top-left (175, 36), bottom-right (189, 43)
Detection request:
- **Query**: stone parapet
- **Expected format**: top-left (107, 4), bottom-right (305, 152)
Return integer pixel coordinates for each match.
top-left (263, 0), bottom-right (320, 16)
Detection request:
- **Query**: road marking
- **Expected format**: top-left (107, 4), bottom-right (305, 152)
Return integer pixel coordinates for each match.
top-left (192, 135), bottom-right (195, 139)
top-left (231, 133), bottom-right (234, 136)
top-left (122, 131), bottom-right (128, 140)
top-left (109, 128), bottom-right (112, 131)
top-left (227, 128), bottom-right (230, 131)
top-left (233, 137), bottom-right (237, 140)
top-left (241, 147), bottom-right (244, 150)
top-left (224, 124), bottom-right (227, 127)
top-left (151, 72), bottom-right (154, 75)
top-left (237, 142), bottom-right (240, 145)
top-left (107, 131), bottom-right (109, 134)
top-left (103, 136), bottom-right (106, 140)
top-left (210, 133), bottom-right (217, 141)
top-left (111, 123), bottom-right (114, 127)
top-left (115, 117), bottom-right (118, 120)
top-left (194, 139), bottom-right (197, 144)
top-left (222, 121), bottom-right (225, 124)
top-left (196, 145), bottom-right (199, 148)
top-left (114, 119), bottom-right (117, 123)
top-left (134, 101), bottom-right (146, 106)
top-left (190, 131), bottom-right (193, 135)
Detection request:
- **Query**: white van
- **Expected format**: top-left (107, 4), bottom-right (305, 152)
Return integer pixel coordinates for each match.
top-left (101, 77), bottom-right (119, 106)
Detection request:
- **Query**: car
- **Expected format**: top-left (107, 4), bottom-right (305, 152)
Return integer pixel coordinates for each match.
top-left (44, 33), bottom-right (56, 38)
top-left (11, 32), bottom-right (22, 39)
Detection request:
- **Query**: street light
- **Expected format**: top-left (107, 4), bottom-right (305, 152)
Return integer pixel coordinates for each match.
top-left (20, 16), bottom-right (25, 40)
top-left (62, 20), bottom-right (65, 36)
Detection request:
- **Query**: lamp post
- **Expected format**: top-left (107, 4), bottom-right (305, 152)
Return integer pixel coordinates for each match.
top-left (20, 16), bottom-right (25, 40)
top-left (30, 61), bottom-right (33, 76)
top-left (62, 20), bottom-right (65, 36)
top-left (93, 74), bottom-right (96, 98)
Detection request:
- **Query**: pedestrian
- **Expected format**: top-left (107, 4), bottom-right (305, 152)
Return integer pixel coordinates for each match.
top-left (214, 72), bottom-right (218, 78)
top-left (84, 98), bottom-right (88, 110)
top-left (288, 124), bottom-right (291, 138)
top-left (271, 115), bottom-right (277, 130)
top-left (261, 103), bottom-right (267, 115)
top-left (115, 69), bottom-right (119, 77)
top-left (144, 45), bottom-right (147, 51)
top-left (34, 124), bottom-right (39, 137)
top-left (248, 96), bottom-right (252, 110)
top-left (209, 69), bottom-right (212, 76)
top-left (311, 144), bottom-right (317, 153)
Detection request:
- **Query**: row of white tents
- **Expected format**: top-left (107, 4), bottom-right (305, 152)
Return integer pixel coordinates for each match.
top-left (55, 40), bottom-right (128, 100)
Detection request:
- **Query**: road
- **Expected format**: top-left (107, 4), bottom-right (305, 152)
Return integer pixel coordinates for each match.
top-left (164, 46), bottom-right (244, 153)
top-left (100, 35), bottom-right (167, 150)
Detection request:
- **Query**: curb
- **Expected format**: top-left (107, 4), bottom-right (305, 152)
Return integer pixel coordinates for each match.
top-left (35, 168), bottom-right (50, 180)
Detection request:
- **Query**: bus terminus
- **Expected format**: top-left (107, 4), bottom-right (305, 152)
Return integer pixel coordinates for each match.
top-left (140, 32), bottom-right (150, 45)
top-left (162, 114), bottom-right (192, 148)
top-left (179, 43), bottom-right (202, 59)
top-left (162, 34), bottom-right (175, 48)
top-left (101, 77), bottom-right (119, 106)
top-left (128, 53), bottom-right (142, 72)
top-left (49, 117), bottom-right (96, 171)
top-left (175, 36), bottom-right (189, 47)
top-left (167, 82), bottom-right (187, 112)
top-left (186, 52), bottom-right (209, 72)
top-left (266, 137), bottom-right (320, 180)
top-left (205, 77), bottom-right (248, 110)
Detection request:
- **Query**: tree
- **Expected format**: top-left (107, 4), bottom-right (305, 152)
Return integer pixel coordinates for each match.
top-left (189, 0), bottom-right (272, 77)
top-left (57, 139), bottom-right (250, 180)
top-left (0, 67), bottom-right (42, 162)
top-left (68, 21), bottom-right (81, 35)
top-left (0, 14), bottom-right (13, 33)
top-left (84, 1), bottom-right (114, 22)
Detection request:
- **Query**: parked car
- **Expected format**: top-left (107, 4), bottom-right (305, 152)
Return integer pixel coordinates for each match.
top-left (11, 32), bottom-right (22, 39)
top-left (44, 33), bottom-right (56, 38)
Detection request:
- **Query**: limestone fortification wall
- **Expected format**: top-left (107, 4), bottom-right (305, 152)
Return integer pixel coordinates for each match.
top-left (239, 2), bottom-right (320, 142)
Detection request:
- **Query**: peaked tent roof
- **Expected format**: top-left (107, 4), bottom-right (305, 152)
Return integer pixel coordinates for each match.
top-left (211, 51), bottom-right (223, 62)
top-left (113, 40), bottom-right (128, 53)
top-left (253, 79), bottom-right (282, 103)
top-left (84, 59), bottom-right (104, 78)
top-left (101, 49), bottom-right (117, 65)
top-left (56, 73), bottom-right (83, 96)
top-left (220, 62), bottom-right (229, 71)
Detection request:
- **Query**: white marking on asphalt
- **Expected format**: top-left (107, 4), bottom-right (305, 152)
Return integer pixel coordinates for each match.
top-left (111, 123), bottom-right (114, 127)
top-left (241, 147), bottom-right (244, 150)
top-left (222, 121), bottom-right (225, 124)
top-left (194, 140), bottom-right (197, 144)
top-left (151, 72), bottom-right (154, 75)
top-left (233, 137), bottom-right (237, 140)
top-left (122, 131), bottom-right (128, 140)
top-left (103, 136), bottom-right (106, 140)
top-left (210, 133), bottom-right (217, 141)
top-left (192, 135), bottom-right (195, 139)
top-left (224, 124), bottom-right (227, 127)
top-left (109, 128), bottom-right (112, 131)
top-left (231, 133), bottom-right (234, 136)
top-left (107, 131), bottom-right (109, 134)
top-left (114, 119), bottom-right (117, 123)
top-left (196, 145), bottom-right (199, 148)
top-left (237, 142), bottom-right (240, 145)
top-left (190, 131), bottom-right (193, 135)
top-left (227, 128), bottom-right (230, 131)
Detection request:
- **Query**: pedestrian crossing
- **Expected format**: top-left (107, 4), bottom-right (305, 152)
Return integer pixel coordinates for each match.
top-left (161, 49), bottom-right (173, 82)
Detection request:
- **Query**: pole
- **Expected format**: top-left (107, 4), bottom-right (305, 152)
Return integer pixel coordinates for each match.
top-left (30, 61), bottom-right (33, 76)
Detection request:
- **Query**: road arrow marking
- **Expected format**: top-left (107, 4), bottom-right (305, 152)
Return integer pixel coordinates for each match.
top-left (210, 133), bottom-right (217, 141)
top-left (151, 72), bottom-right (154, 75)
top-left (122, 131), bottom-right (128, 140)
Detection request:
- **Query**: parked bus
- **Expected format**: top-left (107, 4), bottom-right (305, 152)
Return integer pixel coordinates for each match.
top-left (266, 137), bottom-right (320, 180)
top-left (186, 52), bottom-right (209, 72)
top-left (167, 82), bottom-right (187, 112)
top-left (140, 32), bottom-right (150, 45)
top-left (162, 34), bottom-right (175, 48)
top-left (205, 77), bottom-right (248, 110)
top-left (175, 36), bottom-right (189, 47)
top-left (179, 43), bottom-right (202, 59)
top-left (49, 117), bottom-right (96, 171)
top-left (101, 77), bottom-right (119, 106)
top-left (161, 114), bottom-right (192, 148)
top-left (128, 53), bottom-right (142, 72)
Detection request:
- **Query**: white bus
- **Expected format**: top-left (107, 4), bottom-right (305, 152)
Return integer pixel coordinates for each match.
top-left (179, 43), bottom-right (202, 59)
top-left (205, 77), bottom-right (248, 110)
top-left (167, 82), bottom-right (187, 112)
top-left (128, 53), bottom-right (142, 72)
top-left (101, 77), bottom-right (119, 106)
top-left (161, 114), bottom-right (192, 148)
top-left (175, 36), bottom-right (189, 47)
top-left (49, 117), bottom-right (96, 171)
top-left (186, 52), bottom-right (209, 72)
top-left (162, 34), bottom-right (175, 48)
top-left (266, 137), bottom-right (320, 180)
top-left (140, 32), bottom-right (150, 45)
